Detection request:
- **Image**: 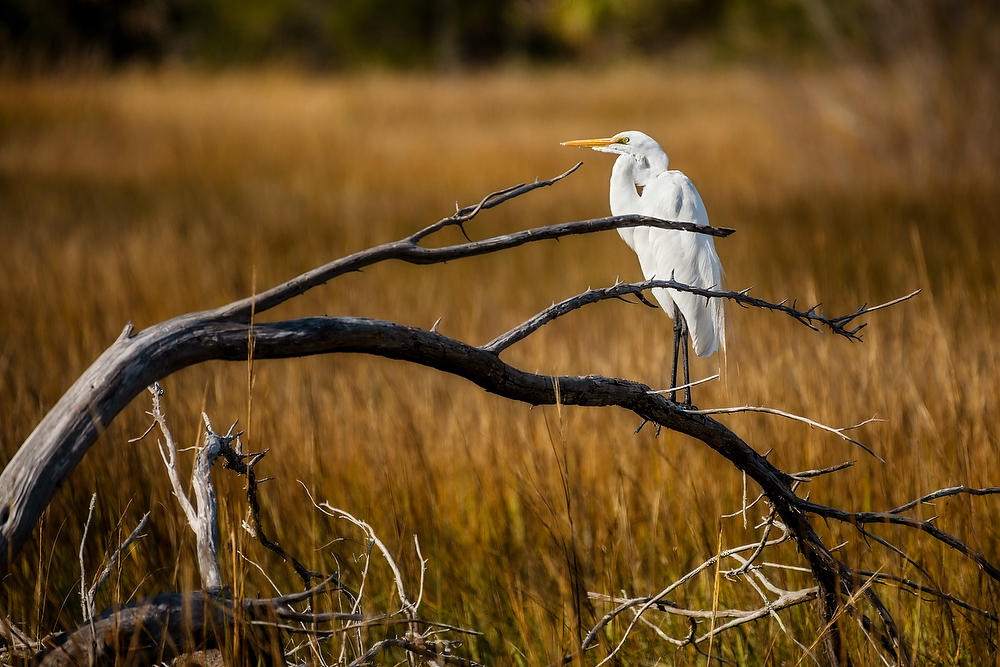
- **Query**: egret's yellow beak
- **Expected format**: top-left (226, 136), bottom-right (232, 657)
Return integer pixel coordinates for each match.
top-left (560, 136), bottom-right (620, 147)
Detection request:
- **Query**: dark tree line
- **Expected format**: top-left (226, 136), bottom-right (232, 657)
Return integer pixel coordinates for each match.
top-left (2, 0), bottom-right (997, 70)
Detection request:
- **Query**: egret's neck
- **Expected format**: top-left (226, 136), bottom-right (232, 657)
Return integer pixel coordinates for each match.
top-left (610, 155), bottom-right (641, 217)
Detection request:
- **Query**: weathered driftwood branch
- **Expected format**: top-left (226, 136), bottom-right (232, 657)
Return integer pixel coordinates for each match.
top-left (142, 383), bottom-right (230, 590)
top-left (2, 165), bottom-right (992, 665)
top-left (47, 388), bottom-right (481, 665)
top-left (0, 165), bottom-right (734, 572)
top-left (39, 585), bottom-right (365, 666)
top-left (582, 522), bottom-right (810, 655)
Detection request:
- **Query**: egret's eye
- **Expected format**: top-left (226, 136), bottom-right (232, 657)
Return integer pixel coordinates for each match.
top-left (618, 136), bottom-right (630, 144)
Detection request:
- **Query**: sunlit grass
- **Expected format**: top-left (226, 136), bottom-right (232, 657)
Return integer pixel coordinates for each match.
top-left (1, 63), bottom-right (998, 663)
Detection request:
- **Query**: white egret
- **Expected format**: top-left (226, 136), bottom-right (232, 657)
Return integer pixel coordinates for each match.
top-left (561, 130), bottom-right (724, 404)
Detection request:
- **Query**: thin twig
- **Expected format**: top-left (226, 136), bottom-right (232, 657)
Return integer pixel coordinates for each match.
top-left (790, 461), bottom-right (855, 482)
top-left (682, 405), bottom-right (885, 461)
top-left (410, 162), bottom-right (584, 242)
top-left (148, 384), bottom-right (198, 527)
top-left (647, 374), bottom-right (720, 396)
top-left (86, 512), bottom-right (150, 615)
top-left (887, 485), bottom-right (1000, 514)
top-left (583, 526), bottom-right (794, 653)
top-left (78, 494), bottom-right (97, 622)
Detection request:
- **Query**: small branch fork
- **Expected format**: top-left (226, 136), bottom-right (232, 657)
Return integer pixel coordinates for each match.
top-left (144, 383), bottom-right (229, 591)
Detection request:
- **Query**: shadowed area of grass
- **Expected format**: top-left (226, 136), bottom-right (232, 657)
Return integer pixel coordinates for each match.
top-left (1, 63), bottom-right (998, 663)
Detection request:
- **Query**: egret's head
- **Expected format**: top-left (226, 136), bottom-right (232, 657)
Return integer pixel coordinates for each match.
top-left (561, 131), bottom-right (668, 180)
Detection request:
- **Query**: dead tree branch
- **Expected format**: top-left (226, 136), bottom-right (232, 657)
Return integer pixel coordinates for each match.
top-left (45, 388), bottom-right (480, 665)
top-left (39, 587), bottom-right (361, 666)
top-left (484, 280), bottom-right (918, 353)
top-left (583, 476), bottom-right (1000, 664)
top-left (681, 405), bottom-right (885, 461)
top-left (140, 383), bottom-right (231, 591)
top-left (799, 492), bottom-right (1000, 581)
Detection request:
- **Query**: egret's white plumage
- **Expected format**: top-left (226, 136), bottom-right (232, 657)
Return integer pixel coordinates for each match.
top-left (562, 130), bottom-right (725, 359)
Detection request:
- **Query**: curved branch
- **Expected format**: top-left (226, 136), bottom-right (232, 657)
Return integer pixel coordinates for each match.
top-left (484, 280), bottom-right (918, 353)
top-left (39, 588), bottom-right (372, 666)
top-left (217, 162), bottom-right (732, 321)
top-left (409, 161), bottom-right (584, 242)
top-left (0, 313), bottom-right (839, 633)
top-left (221, 214), bottom-right (733, 318)
top-left (888, 485), bottom-right (1000, 514)
top-left (800, 496), bottom-right (1000, 582)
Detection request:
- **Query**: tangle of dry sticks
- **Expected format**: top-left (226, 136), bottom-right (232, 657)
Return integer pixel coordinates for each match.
top-left (43, 386), bottom-right (481, 665)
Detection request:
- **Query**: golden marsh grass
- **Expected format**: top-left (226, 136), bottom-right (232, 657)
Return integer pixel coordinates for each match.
top-left (1, 63), bottom-right (998, 663)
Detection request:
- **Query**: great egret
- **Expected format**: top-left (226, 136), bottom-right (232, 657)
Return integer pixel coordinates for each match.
top-left (561, 130), bottom-right (724, 404)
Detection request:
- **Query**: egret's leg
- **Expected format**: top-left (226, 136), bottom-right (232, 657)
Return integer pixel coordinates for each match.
top-left (680, 317), bottom-right (692, 405)
top-left (670, 305), bottom-right (683, 402)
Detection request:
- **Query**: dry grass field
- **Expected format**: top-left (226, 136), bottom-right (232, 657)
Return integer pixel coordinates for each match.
top-left (1, 62), bottom-right (998, 663)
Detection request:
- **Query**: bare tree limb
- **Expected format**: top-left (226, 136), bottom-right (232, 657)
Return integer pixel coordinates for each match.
top-left (409, 161), bottom-right (584, 242)
top-left (681, 405), bottom-right (885, 461)
top-left (583, 525), bottom-right (796, 653)
top-left (79, 493), bottom-right (97, 622)
top-left (347, 636), bottom-right (482, 667)
top-left (2, 311), bottom-right (909, 664)
top-left (484, 280), bottom-right (917, 353)
top-left (800, 494), bottom-right (1000, 581)
top-left (220, 210), bottom-right (735, 320)
top-left (38, 588), bottom-right (382, 666)
top-left (233, 446), bottom-right (358, 604)
top-left (46, 389), bottom-right (481, 666)
top-left (886, 485), bottom-right (1000, 514)
top-left (142, 384), bottom-right (227, 590)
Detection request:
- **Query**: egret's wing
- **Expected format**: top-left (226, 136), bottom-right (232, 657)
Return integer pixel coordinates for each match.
top-left (637, 171), bottom-right (725, 357)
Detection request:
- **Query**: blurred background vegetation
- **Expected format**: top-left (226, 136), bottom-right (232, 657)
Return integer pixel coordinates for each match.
top-left (2, 0), bottom-right (998, 70)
